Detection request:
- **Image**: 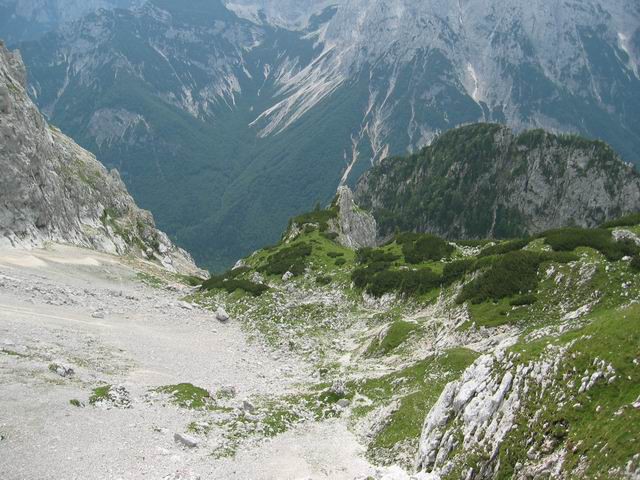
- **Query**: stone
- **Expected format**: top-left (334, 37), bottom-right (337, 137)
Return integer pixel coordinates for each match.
top-left (250, 272), bottom-right (264, 284)
top-left (50, 363), bottom-right (74, 378)
top-left (215, 307), bottom-right (230, 322)
top-left (91, 311), bottom-right (106, 319)
top-left (242, 400), bottom-right (256, 414)
top-left (173, 433), bottom-right (199, 449)
top-left (218, 386), bottom-right (237, 398)
top-left (337, 398), bottom-right (351, 408)
top-left (282, 271), bottom-right (294, 282)
top-left (329, 379), bottom-right (348, 397)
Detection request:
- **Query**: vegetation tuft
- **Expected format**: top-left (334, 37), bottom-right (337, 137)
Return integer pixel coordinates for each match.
top-left (156, 383), bottom-right (212, 410)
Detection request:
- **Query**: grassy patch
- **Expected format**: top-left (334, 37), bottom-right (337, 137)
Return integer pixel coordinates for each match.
top-left (156, 383), bottom-right (212, 410)
top-left (478, 239), bottom-right (529, 257)
top-left (69, 399), bottom-right (83, 407)
top-left (0, 348), bottom-right (28, 358)
top-left (89, 385), bottom-right (112, 405)
top-left (136, 272), bottom-right (165, 288)
top-left (366, 321), bottom-right (419, 357)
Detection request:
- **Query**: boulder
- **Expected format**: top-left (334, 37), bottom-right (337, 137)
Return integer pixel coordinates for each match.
top-left (215, 307), bottom-right (230, 322)
top-left (174, 433), bottom-right (199, 449)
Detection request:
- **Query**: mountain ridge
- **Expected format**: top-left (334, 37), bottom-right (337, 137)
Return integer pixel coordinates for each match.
top-left (355, 123), bottom-right (640, 241)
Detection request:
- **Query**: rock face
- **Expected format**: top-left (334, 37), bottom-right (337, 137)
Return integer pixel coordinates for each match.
top-left (0, 41), bottom-right (200, 275)
top-left (328, 186), bottom-right (378, 250)
top-left (355, 124), bottom-right (640, 240)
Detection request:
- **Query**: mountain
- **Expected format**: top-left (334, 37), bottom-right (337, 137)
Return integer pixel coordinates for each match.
top-left (0, 40), bottom-right (201, 275)
top-left (10, 0), bottom-right (640, 270)
top-left (0, 0), bottom-right (141, 44)
top-left (355, 123), bottom-right (640, 240)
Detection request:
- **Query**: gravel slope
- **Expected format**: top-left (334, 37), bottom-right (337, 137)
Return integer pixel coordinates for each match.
top-left (0, 244), bottom-right (378, 479)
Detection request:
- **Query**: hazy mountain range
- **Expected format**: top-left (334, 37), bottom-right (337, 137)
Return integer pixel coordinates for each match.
top-left (2, 0), bottom-right (639, 269)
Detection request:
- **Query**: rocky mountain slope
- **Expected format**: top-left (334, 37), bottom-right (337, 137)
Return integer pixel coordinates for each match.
top-left (0, 41), bottom-right (200, 275)
top-left (355, 123), bottom-right (640, 241)
top-left (181, 197), bottom-right (640, 479)
top-left (8, 0), bottom-right (640, 269)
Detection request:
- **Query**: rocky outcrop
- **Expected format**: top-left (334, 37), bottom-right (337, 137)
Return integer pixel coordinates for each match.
top-left (0, 41), bottom-right (201, 275)
top-left (328, 186), bottom-right (378, 249)
top-left (413, 336), bottom-right (632, 479)
top-left (355, 124), bottom-right (640, 240)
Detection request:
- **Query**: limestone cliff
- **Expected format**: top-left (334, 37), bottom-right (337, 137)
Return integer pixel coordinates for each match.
top-left (0, 41), bottom-right (201, 275)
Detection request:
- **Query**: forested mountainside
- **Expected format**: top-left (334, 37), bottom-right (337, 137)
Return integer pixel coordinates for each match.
top-left (0, 41), bottom-right (200, 275)
top-left (355, 123), bottom-right (640, 241)
top-left (8, 0), bottom-right (640, 269)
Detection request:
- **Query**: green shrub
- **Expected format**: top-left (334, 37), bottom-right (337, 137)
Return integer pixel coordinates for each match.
top-left (327, 252), bottom-right (344, 258)
top-left (442, 259), bottom-right (476, 285)
top-left (352, 265), bottom-right (441, 298)
top-left (601, 213), bottom-right (640, 229)
top-left (397, 233), bottom-right (454, 264)
top-left (397, 269), bottom-right (442, 296)
top-left (352, 262), bottom-right (394, 290)
top-left (261, 243), bottom-right (312, 276)
top-left (510, 294), bottom-right (538, 306)
top-left (457, 251), bottom-right (577, 304)
top-left (334, 258), bottom-right (347, 266)
top-left (544, 228), bottom-right (638, 261)
top-left (321, 231), bottom-right (339, 241)
top-left (201, 267), bottom-right (268, 296)
top-left (478, 239), bottom-right (529, 258)
top-left (356, 248), bottom-right (400, 265)
top-left (316, 275), bottom-right (332, 285)
top-left (631, 256), bottom-right (640, 272)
